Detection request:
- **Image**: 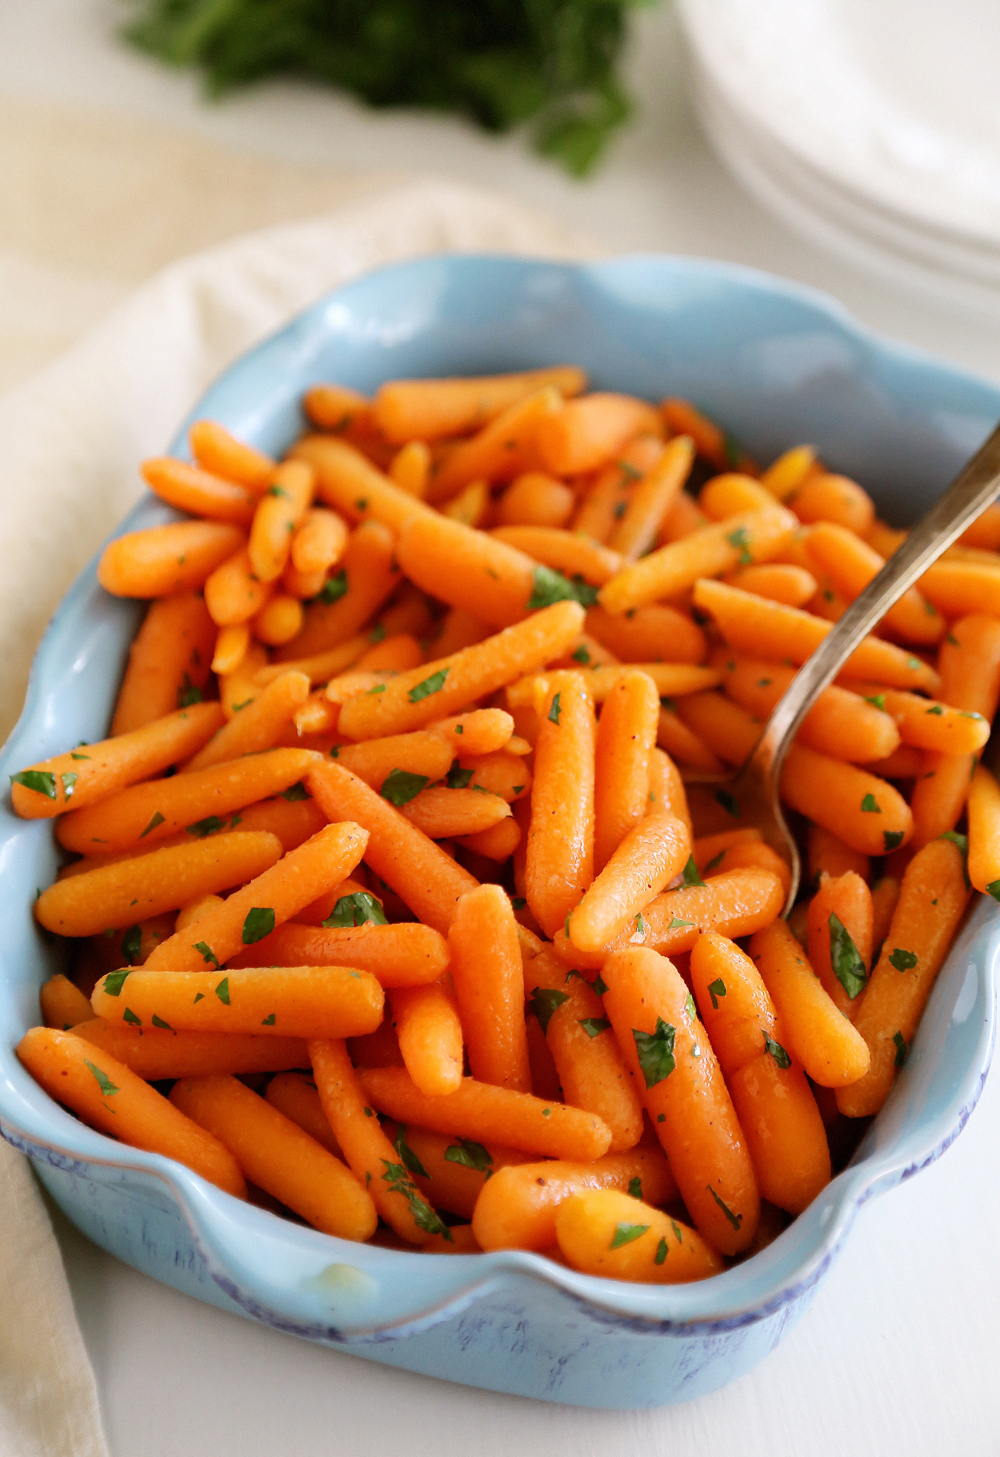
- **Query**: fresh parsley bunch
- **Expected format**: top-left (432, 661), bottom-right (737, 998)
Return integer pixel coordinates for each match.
top-left (124, 0), bottom-right (652, 175)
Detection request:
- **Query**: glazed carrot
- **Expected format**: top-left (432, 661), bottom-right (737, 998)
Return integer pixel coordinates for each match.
top-left (608, 435), bottom-right (695, 560)
top-left (93, 963), bottom-right (383, 1038)
top-left (509, 664), bottom-right (720, 710)
top-left (265, 1071), bottom-right (342, 1155)
top-left (690, 934), bottom-right (830, 1214)
top-left (307, 761), bottom-right (477, 933)
top-left (457, 817), bottom-right (522, 862)
top-left (12, 701), bottom-right (225, 821)
top-left (585, 603), bottom-right (706, 665)
top-left (354, 632), bottom-right (423, 673)
top-left (211, 623), bottom-right (250, 676)
top-left (291, 435), bottom-right (434, 534)
top-left (863, 745), bottom-right (925, 780)
top-left (40, 974), bottom-right (93, 1029)
top-left (759, 444), bottom-right (816, 501)
top-left (675, 691), bottom-right (760, 766)
top-left (189, 420), bottom-right (274, 490)
top-left (593, 669), bottom-right (661, 872)
top-left (656, 704), bottom-right (723, 773)
top-left (718, 655), bottom-right (899, 762)
top-left (704, 841), bottom-right (791, 898)
top-left (573, 435), bottom-right (665, 543)
top-left (847, 685), bottom-right (989, 756)
top-left (220, 640), bottom-right (268, 717)
top-left (661, 399), bottom-right (756, 474)
top-left (967, 764), bottom-right (1000, 896)
top-left (496, 474), bottom-right (575, 529)
top-left (35, 831), bottom-right (283, 936)
top-left (98, 522), bottom-right (247, 598)
top-left (337, 600), bottom-right (584, 740)
top-left (55, 746), bottom-right (318, 854)
top-left (525, 672), bottom-right (596, 937)
top-left (693, 579), bottom-right (941, 693)
top-left (204, 548), bottom-right (272, 627)
top-left (307, 1039), bottom-right (457, 1245)
top-left (750, 919), bottom-right (871, 1086)
top-left (230, 920), bottom-right (450, 987)
top-left (426, 708), bottom-right (514, 757)
top-left (357, 1066), bottom-right (612, 1161)
top-left (230, 794), bottom-right (327, 852)
top-left (253, 593), bottom-right (304, 646)
top-left (727, 562), bottom-right (817, 607)
top-left (449, 885), bottom-right (531, 1092)
top-left (807, 824), bottom-right (870, 884)
top-left (600, 504), bottom-right (797, 615)
top-left (526, 947), bottom-right (644, 1150)
top-left (533, 392), bottom-right (661, 477)
top-left (430, 387), bottom-right (565, 499)
top-left (692, 828), bottom-right (762, 873)
top-left (170, 1074), bottom-right (376, 1240)
top-left (870, 875), bottom-right (902, 956)
top-left (806, 522), bottom-right (943, 644)
top-left (16, 1027), bottom-right (246, 1198)
top-left (806, 871), bottom-right (874, 1021)
top-left (402, 788), bottom-right (511, 839)
top-left (397, 511), bottom-right (547, 627)
top-left (333, 731), bottom-right (454, 793)
top-left (141, 458), bottom-right (257, 525)
top-left (374, 367), bottom-right (586, 444)
top-left (441, 479), bottom-right (489, 527)
top-left (647, 747), bottom-right (691, 834)
top-left (838, 839), bottom-right (970, 1117)
top-left (472, 1146), bottom-right (676, 1252)
top-left (111, 593), bottom-right (217, 735)
top-left (699, 473), bottom-right (775, 519)
top-left (490, 526), bottom-right (622, 586)
top-left (184, 672), bottom-right (311, 772)
top-left (276, 520), bottom-right (397, 659)
top-left (292, 875), bottom-right (371, 927)
top-left (781, 745), bottom-right (913, 856)
top-left (378, 1123), bottom-right (528, 1221)
top-left (302, 382), bottom-right (374, 436)
top-left (570, 814), bottom-right (690, 955)
top-left (390, 981), bottom-right (464, 1096)
top-left (602, 946), bottom-right (759, 1254)
top-left (255, 637), bottom-right (367, 688)
top-left (77, 1020), bottom-right (308, 1078)
top-left (556, 1189), bottom-right (723, 1284)
top-left (917, 560), bottom-right (1000, 618)
top-left (290, 506), bottom-right (348, 576)
top-left (792, 473), bottom-right (875, 535)
top-left (432, 608), bottom-right (489, 657)
top-left (387, 440), bottom-right (431, 499)
top-left (658, 490), bottom-right (709, 544)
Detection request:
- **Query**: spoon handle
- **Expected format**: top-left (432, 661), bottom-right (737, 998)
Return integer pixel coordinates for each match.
top-left (747, 420), bottom-right (1000, 786)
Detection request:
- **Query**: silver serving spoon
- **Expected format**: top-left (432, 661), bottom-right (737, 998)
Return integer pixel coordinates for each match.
top-left (712, 421), bottom-right (1000, 912)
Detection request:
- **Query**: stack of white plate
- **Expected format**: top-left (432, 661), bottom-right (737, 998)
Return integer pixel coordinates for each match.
top-left (676, 0), bottom-right (1000, 313)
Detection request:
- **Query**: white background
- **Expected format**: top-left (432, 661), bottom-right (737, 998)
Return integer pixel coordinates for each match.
top-left (3, 2), bottom-right (1000, 1452)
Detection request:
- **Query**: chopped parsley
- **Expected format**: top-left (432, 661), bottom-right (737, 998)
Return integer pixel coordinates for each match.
top-left (10, 770), bottom-right (57, 799)
top-left (242, 907), bottom-right (275, 944)
top-left (194, 941), bottom-right (220, 968)
top-left (860, 793), bottom-right (881, 813)
top-left (654, 1237), bottom-right (669, 1265)
top-left (103, 969), bottom-right (132, 996)
top-left (393, 1123), bottom-right (429, 1178)
top-left (889, 948), bottom-right (917, 972)
top-left (380, 768), bottom-right (430, 806)
top-left (187, 814), bottom-right (226, 838)
top-left (84, 1060), bottom-right (119, 1097)
top-left (610, 1221), bottom-right (649, 1249)
top-left (633, 1018), bottom-right (676, 1088)
top-left (763, 1031), bottom-right (791, 1069)
top-left (446, 765), bottom-right (474, 789)
top-left (548, 692), bottom-right (562, 725)
top-left (140, 810), bottom-right (166, 838)
top-left (883, 830), bottom-right (904, 853)
top-left (122, 1007), bottom-right (142, 1026)
top-left (893, 1031), bottom-right (908, 1067)
top-left (707, 977), bottom-right (726, 1010)
top-left (829, 912), bottom-right (867, 999)
top-left (628, 1176), bottom-right (642, 1200)
top-left (214, 976), bottom-right (231, 1004)
top-left (527, 986), bottom-right (568, 1034)
top-left (408, 668), bottom-right (449, 702)
top-left (707, 1186), bottom-right (742, 1230)
top-left (578, 1016), bottom-right (611, 1038)
top-left (280, 782), bottom-right (310, 801)
top-left (322, 892), bottom-right (387, 928)
top-left (681, 855), bottom-right (704, 887)
top-left (715, 788), bottom-right (740, 818)
top-left (121, 925), bottom-right (143, 966)
top-left (444, 1139), bottom-right (493, 1173)
top-left (381, 1159), bottom-right (451, 1240)
top-left (317, 570), bottom-right (348, 605)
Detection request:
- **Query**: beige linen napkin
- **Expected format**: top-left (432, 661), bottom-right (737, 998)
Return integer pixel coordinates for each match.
top-left (0, 176), bottom-right (593, 1457)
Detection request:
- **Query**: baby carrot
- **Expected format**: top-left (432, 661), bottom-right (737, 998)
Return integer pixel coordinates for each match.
top-left (219, 640), bottom-right (267, 716)
top-left (838, 839), bottom-right (970, 1117)
top-left (308, 1039), bottom-right (449, 1244)
top-left (255, 636), bottom-right (368, 688)
top-left (390, 981), bottom-right (464, 1096)
top-left (397, 511), bottom-right (548, 627)
top-left (967, 764), bottom-right (1000, 896)
top-left (379, 1124), bottom-right (527, 1221)
top-left (356, 1066), bottom-right (612, 1161)
top-left (291, 435), bottom-right (434, 535)
top-left (306, 761), bottom-right (478, 933)
top-left (602, 946), bottom-right (759, 1254)
top-left (77, 1020), bottom-right (308, 1078)
top-left (402, 788), bottom-right (511, 839)
top-left (277, 520), bottom-right (397, 660)
top-left (647, 747), bottom-right (691, 832)
top-left (675, 691), bottom-right (760, 766)
top-left (573, 434), bottom-right (665, 543)
top-left (699, 472), bottom-right (775, 518)
top-left (718, 655), bottom-right (899, 763)
top-left (657, 490), bottom-right (709, 544)
top-left (111, 592), bottom-right (216, 735)
top-left (750, 919), bottom-right (870, 1086)
top-left (17, 1027), bottom-right (246, 1198)
top-left (781, 745), bottom-right (913, 856)
top-left (332, 731), bottom-right (454, 793)
top-left (656, 704), bottom-right (724, 773)
top-left (556, 1189), bottom-right (723, 1284)
top-left (170, 1074), bottom-right (376, 1240)
top-left (55, 746), bottom-right (319, 854)
top-left (40, 974), bottom-right (93, 1029)
top-left (230, 921), bottom-right (450, 987)
top-left (204, 548), bottom-right (272, 627)
top-left (692, 828), bottom-right (762, 873)
top-left (608, 436), bottom-right (695, 560)
top-left (807, 824), bottom-right (870, 883)
top-left (917, 559), bottom-right (1000, 618)
top-left (291, 506), bottom-right (348, 575)
top-left (525, 947), bottom-right (644, 1151)
top-left (870, 875), bottom-right (902, 955)
top-left (425, 708), bottom-right (515, 757)
top-left (374, 367), bottom-right (586, 444)
top-left (704, 841), bottom-right (791, 899)
top-left (12, 700), bottom-right (224, 820)
top-left (600, 505), bottom-right (797, 615)
top-left (449, 885), bottom-right (531, 1092)
top-left (248, 460), bottom-right (314, 583)
top-left (661, 399), bottom-right (756, 474)
top-left (211, 623), bottom-right (250, 676)
top-left (490, 526), bottom-right (622, 586)
top-left (496, 474), bottom-right (575, 529)
top-left (807, 522), bottom-right (943, 645)
top-left (336, 600), bottom-right (584, 740)
top-left (458, 817), bottom-right (522, 862)
top-left (472, 1146), bottom-right (676, 1251)
top-left (265, 1071), bottom-right (342, 1155)
top-left (759, 444), bottom-right (816, 500)
top-left (140, 458), bottom-right (257, 525)
top-left (727, 562), bottom-right (817, 608)
top-left (388, 441), bottom-right (431, 499)
top-left (569, 814), bottom-right (690, 955)
top-left (229, 794), bottom-right (327, 851)
top-left (98, 522), bottom-right (246, 598)
top-left (593, 668), bottom-right (660, 872)
top-left (183, 671), bottom-right (311, 772)
top-left (430, 387), bottom-right (564, 499)
top-left (536, 394), bottom-right (662, 476)
top-left (806, 871), bottom-right (874, 1021)
top-left (35, 831), bottom-right (283, 937)
top-left (585, 603), bottom-right (706, 665)
top-left (93, 964), bottom-right (383, 1038)
top-left (842, 684), bottom-right (990, 756)
top-left (525, 672), bottom-right (596, 937)
top-left (253, 593), bottom-right (304, 646)
top-left (189, 420), bottom-right (274, 489)
top-left (792, 473), bottom-right (875, 535)
top-left (302, 383), bottom-right (374, 437)
top-left (354, 633), bottom-right (423, 673)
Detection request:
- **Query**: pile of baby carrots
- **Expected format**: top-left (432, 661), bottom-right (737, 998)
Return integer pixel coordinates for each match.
top-left (11, 366), bottom-right (1000, 1282)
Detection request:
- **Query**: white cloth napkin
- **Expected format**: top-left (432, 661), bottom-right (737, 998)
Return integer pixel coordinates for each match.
top-left (0, 177), bottom-right (594, 1457)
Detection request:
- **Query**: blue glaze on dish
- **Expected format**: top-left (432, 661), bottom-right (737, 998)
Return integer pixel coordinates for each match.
top-left (0, 255), bottom-right (997, 1408)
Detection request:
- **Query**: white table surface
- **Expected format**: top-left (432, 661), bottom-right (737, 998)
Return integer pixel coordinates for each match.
top-left (3, 3), bottom-right (1000, 1452)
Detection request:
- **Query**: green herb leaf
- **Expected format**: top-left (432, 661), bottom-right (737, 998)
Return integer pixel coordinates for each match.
top-left (510, 896), bottom-right (527, 910)
top-left (654, 1237), bottom-right (668, 1265)
top-left (828, 912), bottom-right (867, 1000)
top-left (610, 1221), bottom-right (649, 1250)
top-left (280, 782), bottom-right (309, 802)
top-left (232, 698), bottom-right (254, 713)
top-left (409, 668), bottom-right (448, 703)
top-left (925, 704), bottom-right (944, 716)
top-left (526, 563), bottom-right (593, 610)
top-left (123, 1007), bottom-right (142, 1026)
top-left (140, 810), bottom-right (166, 838)
top-left (628, 1176), bottom-right (642, 1200)
top-left (707, 1185), bottom-right (742, 1230)
top-left (704, 851), bottom-right (725, 874)
top-left (715, 788), bottom-right (740, 818)
top-left (864, 693), bottom-right (886, 710)
top-left (893, 1030), bottom-right (908, 1067)
top-left (194, 941), bottom-right (219, 968)
top-left (939, 829), bottom-right (971, 887)
top-left (380, 768), bottom-right (430, 806)
top-left (393, 1123), bottom-right (430, 1178)
top-left (591, 971), bottom-right (609, 996)
top-left (260, 1013), bottom-right (276, 1025)
top-left (84, 1060), bottom-right (119, 1097)
top-left (177, 673), bottom-right (203, 708)
top-left (527, 986), bottom-right (568, 1034)
top-left (763, 1031), bottom-right (791, 1069)
top-left (121, 925), bottom-right (143, 966)
top-left (368, 622), bottom-right (387, 643)
top-left (242, 907), bottom-right (275, 944)
top-left (635, 912), bottom-right (645, 933)
top-left (861, 793), bottom-right (881, 813)
top-left (10, 770), bottom-right (57, 799)
top-left (380, 1159), bottom-right (450, 1239)
top-left (446, 765), bottom-right (474, 789)
top-left (708, 977), bottom-right (726, 1010)
top-left (571, 644), bottom-right (591, 666)
top-left (151, 1014), bottom-right (173, 1030)
top-left (681, 855), bottom-right (704, 887)
top-left (214, 976), bottom-right (231, 1004)
top-left (668, 917), bottom-right (693, 930)
top-left (444, 1139), bottom-right (493, 1172)
top-left (103, 969), bottom-right (131, 997)
top-left (318, 569), bottom-right (348, 605)
top-left (883, 830), bottom-right (905, 853)
top-left (986, 880), bottom-right (1000, 902)
top-left (725, 525), bottom-right (752, 565)
top-left (684, 992), bottom-right (697, 1021)
top-left (60, 772), bottom-right (78, 800)
top-left (322, 892), bottom-right (387, 929)
top-left (548, 691), bottom-right (562, 725)
top-left (633, 1018), bottom-right (676, 1088)
top-left (578, 1015), bottom-right (611, 1038)
top-left (70, 751), bottom-right (91, 761)
top-left (889, 948), bottom-right (917, 972)
top-left (186, 814), bottom-right (226, 838)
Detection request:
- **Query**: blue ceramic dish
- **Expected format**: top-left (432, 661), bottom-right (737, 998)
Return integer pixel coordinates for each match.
top-left (0, 255), bottom-right (997, 1409)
